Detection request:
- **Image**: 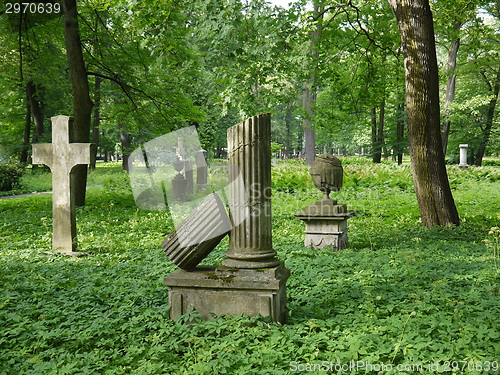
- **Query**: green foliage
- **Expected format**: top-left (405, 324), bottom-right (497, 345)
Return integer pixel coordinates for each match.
top-left (0, 160), bottom-right (499, 374)
top-left (272, 162), bottom-right (312, 193)
top-left (1, 0), bottom-right (498, 164)
top-left (0, 164), bottom-right (24, 191)
top-left (483, 226), bottom-right (500, 272)
top-left (482, 158), bottom-right (500, 167)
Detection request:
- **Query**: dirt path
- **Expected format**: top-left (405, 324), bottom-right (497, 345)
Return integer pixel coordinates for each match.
top-left (0, 191), bottom-right (52, 200)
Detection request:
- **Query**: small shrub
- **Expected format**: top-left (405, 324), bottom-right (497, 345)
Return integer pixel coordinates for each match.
top-left (0, 164), bottom-right (24, 191)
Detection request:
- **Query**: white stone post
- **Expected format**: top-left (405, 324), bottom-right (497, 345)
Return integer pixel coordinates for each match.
top-left (459, 144), bottom-right (469, 169)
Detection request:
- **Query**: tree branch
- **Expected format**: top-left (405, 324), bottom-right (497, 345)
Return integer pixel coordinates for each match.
top-left (345, 2), bottom-right (398, 58)
top-left (311, 3), bottom-right (351, 21)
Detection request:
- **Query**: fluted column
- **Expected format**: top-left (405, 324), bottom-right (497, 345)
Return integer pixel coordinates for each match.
top-left (222, 113), bottom-right (280, 269)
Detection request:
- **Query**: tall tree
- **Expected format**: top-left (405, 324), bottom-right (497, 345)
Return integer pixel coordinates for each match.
top-left (395, 100), bottom-right (405, 165)
top-left (387, 0), bottom-right (460, 227)
top-left (90, 76), bottom-right (101, 170)
top-left (434, 0), bottom-right (481, 156)
top-left (25, 81), bottom-right (44, 141)
top-left (302, 1), bottom-right (323, 166)
top-left (20, 91), bottom-right (31, 164)
top-left (62, 0), bottom-right (93, 206)
top-left (474, 2), bottom-right (500, 165)
top-left (440, 21), bottom-right (462, 156)
top-left (475, 64), bottom-right (500, 165)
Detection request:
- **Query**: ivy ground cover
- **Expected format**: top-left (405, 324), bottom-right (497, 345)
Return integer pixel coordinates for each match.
top-left (0, 160), bottom-right (499, 374)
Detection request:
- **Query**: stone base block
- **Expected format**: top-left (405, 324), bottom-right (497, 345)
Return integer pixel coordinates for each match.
top-left (305, 232), bottom-right (347, 250)
top-left (295, 208), bottom-right (356, 251)
top-left (164, 262), bottom-right (290, 323)
top-left (45, 250), bottom-right (90, 257)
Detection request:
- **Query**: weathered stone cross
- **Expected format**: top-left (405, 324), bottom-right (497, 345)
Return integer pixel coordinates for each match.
top-left (32, 115), bottom-right (92, 255)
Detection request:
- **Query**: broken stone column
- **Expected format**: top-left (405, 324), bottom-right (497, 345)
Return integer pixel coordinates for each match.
top-left (163, 192), bottom-right (231, 270)
top-left (222, 113), bottom-right (280, 269)
top-left (164, 113), bottom-right (289, 323)
top-left (32, 115), bottom-right (92, 256)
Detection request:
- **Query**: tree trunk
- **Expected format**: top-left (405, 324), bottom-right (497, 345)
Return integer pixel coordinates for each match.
top-left (371, 107), bottom-right (380, 163)
top-left (371, 104), bottom-right (384, 163)
top-left (90, 76), bottom-right (102, 170)
top-left (303, 93), bottom-right (316, 165)
top-left (303, 75), bottom-right (316, 165)
top-left (387, 0), bottom-right (460, 228)
top-left (285, 108), bottom-right (293, 159)
top-left (20, 93), bottom-right (31, 164)
top-left (475, 64), bottom-right (500, 166)
top-left (441, 23), bottom-right (462, 156)
top-left (120, 128), bottom-right (131, 172)
top-left (26, 81), bottom-right (44, 142)
top-left (302, 2), bottom-right (323, 166)
top-left (102, 131), bottom-right (109, 163)
top-left (396, 101), bottom-right (405, 165)
top-left (379, 98), bottom-right (385, 160)
top-left (62, 0), bottom-right (94, 206)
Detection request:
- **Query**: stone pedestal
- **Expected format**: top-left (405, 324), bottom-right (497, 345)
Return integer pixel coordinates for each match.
top-left (171, 173), bottom-right (187, 201)
top-left (295, 200), bottom-right (356, 251)
top-left (164, 262), bottom-right (289, 323)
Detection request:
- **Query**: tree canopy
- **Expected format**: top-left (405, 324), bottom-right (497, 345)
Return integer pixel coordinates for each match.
top-left (0, 0), bottom-right (498, 223)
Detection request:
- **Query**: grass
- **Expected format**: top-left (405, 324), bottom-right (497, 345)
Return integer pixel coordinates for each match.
top-left (0, 159), bottom-right (499, 374)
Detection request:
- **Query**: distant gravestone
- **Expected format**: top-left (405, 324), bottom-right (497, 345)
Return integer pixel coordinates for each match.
top-left (32, 115), bottom-right (92, 255)
top-left (176, 137), bottom-right (185, 159)
top-left (195, 149), bottom-right (208, 192)
top-left (185, 160), bottom-right (194, 195)
top-left (459, 144), bottom-right (469, 169)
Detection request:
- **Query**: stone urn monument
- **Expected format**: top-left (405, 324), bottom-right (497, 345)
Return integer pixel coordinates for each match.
top-left (294, 154), bottom-right (356, 250)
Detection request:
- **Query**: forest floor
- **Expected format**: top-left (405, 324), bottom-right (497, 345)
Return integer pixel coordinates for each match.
top-left (1, 159), bottom-right (499, 374)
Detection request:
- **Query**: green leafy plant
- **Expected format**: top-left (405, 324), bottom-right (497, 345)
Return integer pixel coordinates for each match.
top-left (0, 160), bottom-right (499, 374)
top-left (483, 225), bottom-right (500, 273)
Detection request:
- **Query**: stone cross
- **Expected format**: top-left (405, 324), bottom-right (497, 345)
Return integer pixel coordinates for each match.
top-left (32, 115), bottom-right (92, 255)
